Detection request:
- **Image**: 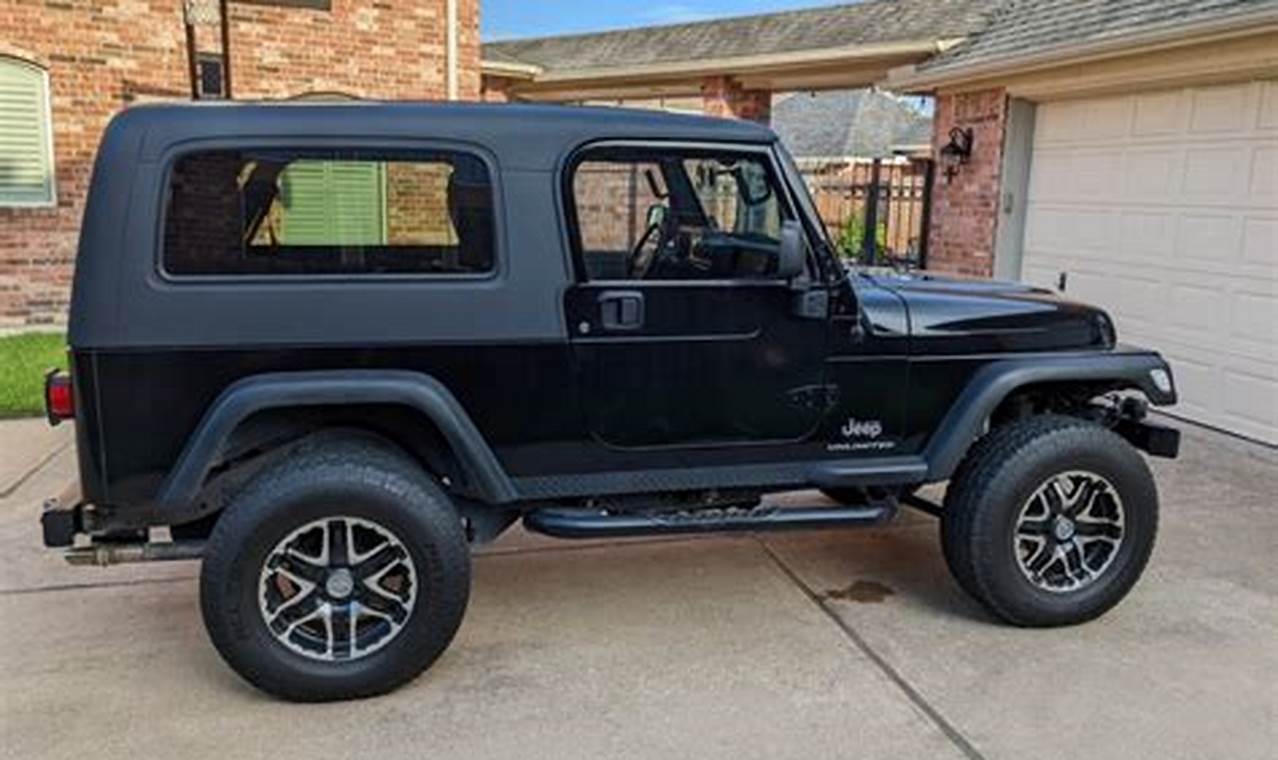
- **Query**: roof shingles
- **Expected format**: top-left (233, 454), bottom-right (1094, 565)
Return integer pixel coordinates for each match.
top-left (483, 0), bottom-right (995, 74)
top-left (921, 0), bottom-right (1278, 71)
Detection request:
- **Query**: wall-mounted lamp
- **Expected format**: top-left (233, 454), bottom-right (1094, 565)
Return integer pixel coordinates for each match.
top-left (940, 127), bottom-right (974, 183)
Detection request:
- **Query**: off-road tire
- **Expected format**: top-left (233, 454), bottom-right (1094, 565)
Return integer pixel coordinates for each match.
top-left (941, 415), bottom-right (1158, 626)
top-left (200, 433), bottom-right (470, 702)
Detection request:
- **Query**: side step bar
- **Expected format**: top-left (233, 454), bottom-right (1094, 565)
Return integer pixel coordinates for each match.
top-left (524, 503), bottom-right (896, 539)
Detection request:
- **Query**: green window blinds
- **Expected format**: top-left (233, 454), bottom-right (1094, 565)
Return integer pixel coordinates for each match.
top-left (0, 59), bottom-right (55, 206)
top-left (279, 160), bottom-right (387, 245)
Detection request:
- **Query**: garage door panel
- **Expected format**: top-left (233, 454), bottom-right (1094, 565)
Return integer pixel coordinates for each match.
top-left (1183, 147), bottom-right (1247, 198)
top-left (1189, 84), bottom-right (1252, 134)
top-left (1025, 80), bottom-right (1278, 444)
top-left (1250, 146), bottom-right (1277, 200)
top-left (1260, 81), bottom-right (1278, 129)
top-left (1134, 90), bottom-right (1188, 135)
top-left (1123, 149), bottom-right (1180, 199)
top-left (1119, 211), bottom-right (1176, 255)
top-left (1242, 218), bottom-right (1277, 266)
top-left (1072, 150), bottom-right (1127, 197)
top-left (1177, 214), bottom-right (1243, 261)
top-left (1168, 284), bottom-right (1224, 333)
top-left (1231, 292), bottom-right (1278, 349)
top-left (1222, 369), bottom-right (1277, 430)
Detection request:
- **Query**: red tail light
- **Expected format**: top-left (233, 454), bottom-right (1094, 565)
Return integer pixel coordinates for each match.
top-left (44, 369), bottom-right (74, 425)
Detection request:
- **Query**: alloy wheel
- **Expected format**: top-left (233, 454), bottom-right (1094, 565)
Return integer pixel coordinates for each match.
top-left (258, 516), bottom-right (418, 662)
top-left (1013, 470), bottom-right (1125, 593)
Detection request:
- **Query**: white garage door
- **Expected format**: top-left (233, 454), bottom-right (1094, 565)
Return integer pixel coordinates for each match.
top-left (1023, 80), bottom-right (1278, 444)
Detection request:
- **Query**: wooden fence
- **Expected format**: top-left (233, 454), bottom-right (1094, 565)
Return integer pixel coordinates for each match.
top-left (797, 158), bottom-right (934, 268)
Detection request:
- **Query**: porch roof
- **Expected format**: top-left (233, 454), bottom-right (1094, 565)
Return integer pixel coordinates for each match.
top-left (482, 0), bottom-right (995, 100)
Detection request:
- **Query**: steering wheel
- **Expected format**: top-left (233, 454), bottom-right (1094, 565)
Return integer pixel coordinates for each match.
top-left (629, 214), bottom-right (673, 279)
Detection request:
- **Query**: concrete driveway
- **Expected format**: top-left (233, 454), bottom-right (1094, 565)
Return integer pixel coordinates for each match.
top-left (1, 419), bottom-right (1275, 760)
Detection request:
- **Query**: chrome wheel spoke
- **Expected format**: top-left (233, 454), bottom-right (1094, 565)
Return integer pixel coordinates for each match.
top-left (1075, 520), bottom-right (1122, 541)
top-left (356, 582), bottom-right (411, 624)
top-left (272, 550), bottom-right (327, 584)
top-left (269, 587), bottom-right (322, 635)
top-left (1017, 519), bottom-right (1053, 537)
top-left (354, 543), bottom-right (406, 580)
top-left (1023, 538), bottom-right (1056, 577)
top-left (1066, 479), bottom-right (1104, 518)
top-left (1062, 540), bottom-right (1092, 586)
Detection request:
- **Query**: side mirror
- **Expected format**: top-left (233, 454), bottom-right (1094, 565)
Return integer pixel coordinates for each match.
top-left (776, 220), bottom-right (806, 281)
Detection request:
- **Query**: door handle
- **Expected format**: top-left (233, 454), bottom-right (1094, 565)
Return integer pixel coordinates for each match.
top-left (598, 290), bottom-right (645, 330)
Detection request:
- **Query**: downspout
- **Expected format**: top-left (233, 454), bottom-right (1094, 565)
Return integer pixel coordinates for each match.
top-left (446, 0), bottom-right (459, 100)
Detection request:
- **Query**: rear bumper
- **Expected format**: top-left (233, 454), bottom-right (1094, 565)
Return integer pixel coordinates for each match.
top-left (41, 480), bottom-right (83, 548)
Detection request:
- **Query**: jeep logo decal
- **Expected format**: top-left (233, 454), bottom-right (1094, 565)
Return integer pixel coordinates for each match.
top-left (841, 418), bottom-right (883, 439)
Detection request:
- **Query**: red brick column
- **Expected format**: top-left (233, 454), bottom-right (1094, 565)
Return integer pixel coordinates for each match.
top-left (700, 75), bottom-right (771, 123)
top-left (925, 88), bottom-right (1008, 278)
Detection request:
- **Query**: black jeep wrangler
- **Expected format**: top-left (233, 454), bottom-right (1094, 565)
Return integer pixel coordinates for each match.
top-left (43, 102), bottom-right (1179, 702)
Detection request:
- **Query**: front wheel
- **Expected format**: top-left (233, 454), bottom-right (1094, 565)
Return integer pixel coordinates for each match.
top-left (200, 435), bottom-right (470, 701)
top-left (941, 416), bottom-right (1158, 626)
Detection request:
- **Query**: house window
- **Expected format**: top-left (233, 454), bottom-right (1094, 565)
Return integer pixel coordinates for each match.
top-left (162, 148), bottom-right (496, 277)
top-left (197, 54), bottom-right (225, 99)
top-left (0, 57), bottom-right (56, 207)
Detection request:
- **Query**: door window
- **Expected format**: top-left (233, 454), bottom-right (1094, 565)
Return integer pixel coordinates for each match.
top-left (568, 146), bottom-right (797, 282)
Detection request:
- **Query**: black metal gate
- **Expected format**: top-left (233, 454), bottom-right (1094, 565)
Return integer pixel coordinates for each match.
top-left (800, 158), bottom-right (935, 269)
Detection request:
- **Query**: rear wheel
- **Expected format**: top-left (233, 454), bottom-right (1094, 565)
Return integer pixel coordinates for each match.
top-left (941, 416), bottom-right (1157, 626)
top-left (200, 434), bottom-right (470, 701)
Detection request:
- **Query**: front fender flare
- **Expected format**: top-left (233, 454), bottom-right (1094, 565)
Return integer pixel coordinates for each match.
top-left (922, 351), bottom-right (1176, 480)
top-left (155, 370), bottom-right (519, 508)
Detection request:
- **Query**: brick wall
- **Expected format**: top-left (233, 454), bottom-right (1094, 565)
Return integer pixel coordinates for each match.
top-left (386, 162), bottom-right (455, 245)
top-left (925, 87), bottom-right (1007, 278)
top-left (700, 75), bottom-right (771, 123)
top-left (0, 0), bottom-right (480, 329)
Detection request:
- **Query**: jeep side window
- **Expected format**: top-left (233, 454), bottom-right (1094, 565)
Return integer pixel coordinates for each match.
top-left (569, 146), bottom-right (797, 282)
top-left (162, 149), bottom-right (495, 277)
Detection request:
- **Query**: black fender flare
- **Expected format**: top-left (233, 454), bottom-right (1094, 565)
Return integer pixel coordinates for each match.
top-left (921, 351), bottom-right (1176, 480)
top-left (155, 369), bottom-right (519, 508)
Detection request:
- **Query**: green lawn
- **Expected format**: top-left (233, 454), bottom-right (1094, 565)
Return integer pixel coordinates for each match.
top-left (0, 333), bottom-right (66, 419)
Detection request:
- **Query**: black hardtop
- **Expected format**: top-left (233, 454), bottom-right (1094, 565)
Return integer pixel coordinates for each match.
top-left (103, 100), bottom-right (777, 171)
top-left (70, 102), bottom-right (777, 349)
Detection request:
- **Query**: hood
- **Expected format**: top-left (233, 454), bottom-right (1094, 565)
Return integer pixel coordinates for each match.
top-left (861, 272), bottom-right (1116, 354)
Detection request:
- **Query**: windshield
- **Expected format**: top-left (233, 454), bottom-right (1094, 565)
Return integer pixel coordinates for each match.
top-left (774, 141), bottom-right (834, 251)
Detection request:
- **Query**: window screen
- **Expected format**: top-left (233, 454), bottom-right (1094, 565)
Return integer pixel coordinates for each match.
top-left (163, 149), bottom-right (495, 276)
top-left (0, 58), bottom-right (55, 206)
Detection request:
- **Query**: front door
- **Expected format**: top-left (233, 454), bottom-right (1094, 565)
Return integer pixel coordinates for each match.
top-left (564, 143), bottom-right (830, 448)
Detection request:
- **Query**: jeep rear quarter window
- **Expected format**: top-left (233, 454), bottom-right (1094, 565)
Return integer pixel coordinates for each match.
top-left (162, 149), bottom-right (495, 276)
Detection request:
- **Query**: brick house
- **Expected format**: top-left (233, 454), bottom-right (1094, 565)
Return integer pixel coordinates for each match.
top-left (0, 0), bottom-right (481, 329)
top-left (482, 0), bottom-right (1278, 445)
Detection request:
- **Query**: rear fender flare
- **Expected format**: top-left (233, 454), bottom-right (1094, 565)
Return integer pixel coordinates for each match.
top-left (155, 370), bottom-right (518, 508)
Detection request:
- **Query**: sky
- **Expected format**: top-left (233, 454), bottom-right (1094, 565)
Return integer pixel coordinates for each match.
top-left (482, 0), bottom-right (855, 41)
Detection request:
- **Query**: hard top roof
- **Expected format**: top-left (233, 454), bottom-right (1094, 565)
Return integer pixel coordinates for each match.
top-left (104, 101), bottom-right (778, 171)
